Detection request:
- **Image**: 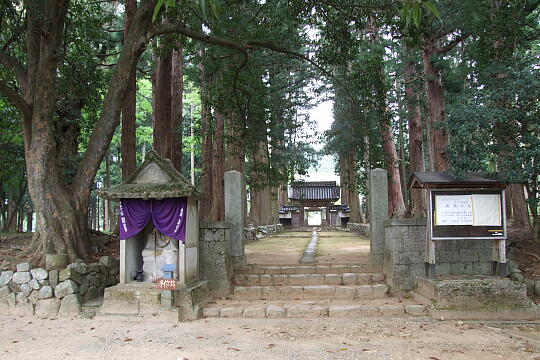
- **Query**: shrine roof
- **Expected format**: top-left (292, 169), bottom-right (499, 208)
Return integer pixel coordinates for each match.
top-left (289, 181), bottom-right (340, 201)
top-left (97, 150), bottom-right (202, 201)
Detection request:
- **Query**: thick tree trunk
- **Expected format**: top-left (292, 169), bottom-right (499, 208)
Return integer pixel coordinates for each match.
top-left (279, 185), bottom-right (288, 206)
top-left (153, 47), bottom-right (172, 160)
top-left (210, 111), bottom-right (225, 221)
top-left (26, 145), bottom-right (91, 261)
top-left (339, 155), bottom-right (350, 206)
top-left (398, 115), bottom-right (408, 208)
top-left (199, 47), bottom-right (214, 221)
top-left (152, 41), bottom-right (183, 170)
top-left (508, 183), bottom-right (532, 229)
top-left (423, 43), bottom-right (450, 172)
top-left (6, 198), bottom-right (17, 232)
top-left (250, 141), bottom-right (272, 226)
top-left (170, 46), bottom-right (184, 171)
top-left (405, 56), bottom-right (426, 217)
top-left (121, 0), bottom-right (137, 179)
top-left (381, 121), bottom-right (407, 218)
top-left (104, 152), bottom-right (112, 232)
top-left (346, 153), bottom-right (362, 223)
top-left (23, 0), bottom-right (156, 262)
top-left (368, 18), bottom-right (406, 218)
top-left (26, 209), bottom-right (33, 232)
top-left (225, 111), bottom-right (245, 173)
top-left (225, 111), bottom-right (247, 222)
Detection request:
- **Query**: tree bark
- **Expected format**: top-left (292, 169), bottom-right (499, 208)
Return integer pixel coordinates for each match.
top-left (339, 155), bottom-right (350, 206)
top-left (153, 45), bottom-right (173, 161)
top-left (368, 17), bottom-right (406, 218)
top-left (26, 0), bottom-right (155, 262)
top-left (405, 55), bottom-right (426, 217)
top-left (250, 141), bottom-right (272, 226)
top-left (225, 111), bottom-right (247, 222)
top-left (225, 110), bottom-right (245, 173)
top-left (346, 153), bottom-right (362, 223)
top-left (26, 208), bottom-right (33, 233)
top-left (210, 111), bottom-right (225, 221)
top-left (423, 41), bottom-right (450, 172)
top-left (170, 46), bottom-right (184, 171)
top-left (121, 0), bottom-right (137, 179)
top-left (104, 152), bottom-right (112, 232)
top-left (508, 183), bottom-right (532, 229)
top-left (199, 46), bottom-right (214, 221)
top-left (381, 121), bottom-right (407, 218)
top-left (279, 185), bottom-right (288, 206)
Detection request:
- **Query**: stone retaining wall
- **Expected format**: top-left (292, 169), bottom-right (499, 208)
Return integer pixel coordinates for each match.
top-left (384, 218), bottom-right (492, 291)
top-left (346, 223), bottom-right (370, 237)
top-left (244, 224), bottom-right (284, 243)
top-left (0, 256), bottom-right (119, 317)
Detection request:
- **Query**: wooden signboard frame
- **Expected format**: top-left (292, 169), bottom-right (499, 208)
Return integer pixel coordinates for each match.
top-left (425, 188), bottom-right (507, 278)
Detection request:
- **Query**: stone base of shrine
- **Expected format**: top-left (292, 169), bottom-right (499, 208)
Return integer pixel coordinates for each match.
top-left (176, 280), bottom-right (209, 321)
top-left (415, 276), bottom-right (534, 311)
top-left (96, 280), bottom-right (209, 321)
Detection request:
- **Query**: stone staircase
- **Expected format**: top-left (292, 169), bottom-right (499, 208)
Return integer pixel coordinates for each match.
top-left (201, 264), bottom-right (429, 319)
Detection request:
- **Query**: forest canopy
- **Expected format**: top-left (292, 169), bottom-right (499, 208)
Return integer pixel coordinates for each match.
top-left (0, 0), bottom-right (538, 262)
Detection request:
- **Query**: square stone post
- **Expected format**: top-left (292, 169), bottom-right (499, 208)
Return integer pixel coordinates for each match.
top-left (225, 171), bottom-right (246, 265)
top-left (199, 222), bottom-right (232, 297)
top-left (369, 168), bottom-right (388, 266)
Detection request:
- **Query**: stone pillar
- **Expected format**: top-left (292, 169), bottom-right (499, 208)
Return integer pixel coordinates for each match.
top-left (369, 168), bottom-right (388, 266)
top-left (199, 222), bottom-right (232, 297)
top-left (225, 171), bottom-right (246, 265)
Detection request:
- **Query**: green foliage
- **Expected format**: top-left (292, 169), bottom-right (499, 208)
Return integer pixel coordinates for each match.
top-left (401, 0), bottom-right (441, 28)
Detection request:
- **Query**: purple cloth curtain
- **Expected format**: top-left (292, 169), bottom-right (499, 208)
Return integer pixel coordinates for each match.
top-left (119, 197), bottom-right (188, 242)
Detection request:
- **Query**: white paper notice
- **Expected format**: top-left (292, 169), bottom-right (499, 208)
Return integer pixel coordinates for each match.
top-left (435, 195), bottom-right (473, 225)
top-left (472, 194), bottom-right (501, 226)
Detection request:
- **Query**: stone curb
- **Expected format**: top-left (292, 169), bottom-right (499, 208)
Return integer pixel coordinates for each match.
top-left (234, 272), bottom-right (387, 286)
top-left (233, 284), bottom-right (388, 300)
top-left (201, 303), bottom-right (428, 319)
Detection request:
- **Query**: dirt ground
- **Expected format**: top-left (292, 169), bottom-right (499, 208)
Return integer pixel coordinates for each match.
top-left (316, 233), bottom-right (370, 263)
top-left (1, 315), bottom-right (540, 360)
top-left (0, 231), bottom-right (119, 270)
top-left (245, 230), bottom-right (370, 265)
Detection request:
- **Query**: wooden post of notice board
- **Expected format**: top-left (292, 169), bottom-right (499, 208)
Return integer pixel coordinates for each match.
top-left (425, 189), bottom-right (436, 278)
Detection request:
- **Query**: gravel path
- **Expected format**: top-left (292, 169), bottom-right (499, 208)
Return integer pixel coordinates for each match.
top-left (1, 315), bottom-right (539, 359)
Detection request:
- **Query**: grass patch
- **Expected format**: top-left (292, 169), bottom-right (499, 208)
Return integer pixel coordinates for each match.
top-left (316, 234), bottom-right (370, 263)
top-left (245, 234), bottom-right (311, 265)
top-left (317, 231), bottom-right (353, 238)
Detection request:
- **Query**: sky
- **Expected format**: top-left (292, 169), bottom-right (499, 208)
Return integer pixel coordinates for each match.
top-left (296, 100), bottom-right (341, 184)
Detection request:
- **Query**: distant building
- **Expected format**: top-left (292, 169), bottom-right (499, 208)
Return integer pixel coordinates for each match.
top-left (279, 181), bottom-right (350, 227)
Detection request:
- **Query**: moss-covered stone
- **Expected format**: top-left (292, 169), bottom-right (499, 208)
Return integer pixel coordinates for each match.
top-left (97, 150), bottom-right (202, 201)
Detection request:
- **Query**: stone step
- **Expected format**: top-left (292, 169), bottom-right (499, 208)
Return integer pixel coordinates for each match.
top-left (234, 272), bottom-right (386, 286)
top-left (234, 263), bottom-right (382, 275)
top-left (233, 284), bottom-right (388, 301)
top-left (201, 299), bottom-right (428, 319)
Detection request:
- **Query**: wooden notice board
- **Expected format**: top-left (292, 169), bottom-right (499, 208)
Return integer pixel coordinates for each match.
top-left (429, 189), bottom-right (506, 240)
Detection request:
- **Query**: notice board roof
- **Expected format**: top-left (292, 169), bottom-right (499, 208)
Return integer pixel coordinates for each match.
top-left (409, 172), bottom-right (506, 190)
